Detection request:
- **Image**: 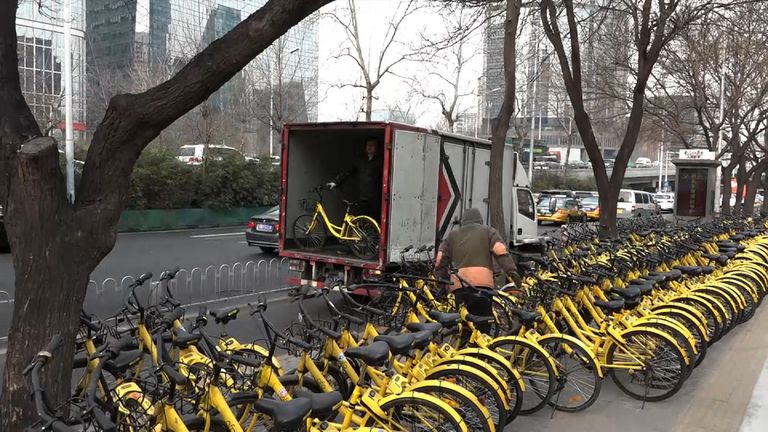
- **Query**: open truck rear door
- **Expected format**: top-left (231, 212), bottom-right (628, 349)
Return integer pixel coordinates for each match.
top-left (387, 129), bottom-right (440, 261)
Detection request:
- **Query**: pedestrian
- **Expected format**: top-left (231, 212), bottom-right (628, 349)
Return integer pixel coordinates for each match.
top-left (434, 208), bottom-right (522, 334)
top-left (327, 137), bottom-right (383, 218)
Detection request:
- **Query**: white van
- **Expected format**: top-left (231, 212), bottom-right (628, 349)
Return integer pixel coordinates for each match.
top-left (617, 189), bottom-right (660, 218)
top-left (177, 144), bottom-right (245, 165)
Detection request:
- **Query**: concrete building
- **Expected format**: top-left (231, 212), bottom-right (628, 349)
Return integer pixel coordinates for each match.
top-left (16, 0), bottom-right (87, 140)
top-left (85, 0), bottom-right (319, 155)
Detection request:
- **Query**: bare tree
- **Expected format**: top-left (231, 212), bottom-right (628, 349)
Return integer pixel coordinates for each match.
top-left (328, 0), bottom-right (424, 120)
top-left (650, 2), bottom-right (768, 214)
top-left (406, 5), bottom-right (480, 131)
top-left (0, 1), bottom-right (334, 428)
top-left (540, 0), bottom-right (722, 237)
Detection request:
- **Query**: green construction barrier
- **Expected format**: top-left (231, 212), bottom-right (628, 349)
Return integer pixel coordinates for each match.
top-left (117, 207), bottom-right (271, 232)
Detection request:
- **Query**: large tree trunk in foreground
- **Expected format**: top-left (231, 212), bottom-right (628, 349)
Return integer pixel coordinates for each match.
top-left (488, 0), bottom-right (521, 240)
top-left (1, 138), bottom-right (106, 427)
top-left (0, 1), bottom-right (333, 429)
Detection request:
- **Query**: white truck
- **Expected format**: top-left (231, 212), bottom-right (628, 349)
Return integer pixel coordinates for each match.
top-left (278, 122), bottom-right (541, 287)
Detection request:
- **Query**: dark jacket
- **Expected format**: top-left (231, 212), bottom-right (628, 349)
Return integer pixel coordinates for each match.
top-left (336, 155), bottom-right (383, 202)
top-left (435, 208), bottom-right (519, 290)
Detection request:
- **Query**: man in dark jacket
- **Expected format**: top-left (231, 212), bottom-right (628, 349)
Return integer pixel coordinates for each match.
top-left (328, 138), bottom-right (383, 217)
top-left (434, 208), bottom-right (522, 333)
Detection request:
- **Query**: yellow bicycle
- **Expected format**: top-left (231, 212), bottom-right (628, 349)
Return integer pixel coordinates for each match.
top-left (293, 185), bottom-right (381, 259)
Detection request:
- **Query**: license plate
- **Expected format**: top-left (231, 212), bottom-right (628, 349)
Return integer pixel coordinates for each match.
top-left (256, 223), bottom-right (273, 232)
top-left (617, 209), bottom-right (624, 214)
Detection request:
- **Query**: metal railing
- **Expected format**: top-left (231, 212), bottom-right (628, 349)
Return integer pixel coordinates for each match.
top-left (83, 258), bottom-right (291, 309)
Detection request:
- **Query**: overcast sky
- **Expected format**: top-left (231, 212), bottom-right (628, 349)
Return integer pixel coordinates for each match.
top-left (316, 0), bottom-right (484, 127)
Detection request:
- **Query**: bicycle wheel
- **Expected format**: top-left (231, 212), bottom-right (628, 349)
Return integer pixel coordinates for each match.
top-left (606, 329), bottom-right (688, 402)
top-left (668, 297), bottom-right (722, 345)
top-left (652, 309), bottom-right (708, 367)
top-left (408, 381), bottom-right (494, 432)
top-left (537, 336), bottom-right (602, 412)
top-left (426, 365), bottom-right (508, 429)
top-left (372, 392), bottom-right (467, 432)
top-left (631, 321), bottom-right (694, 379)
top-left (184, 416), bottom-right (229, 431)
top-left (293, 214), bottom-right (326, 250)
top-left (457, 348), bottom-right (524, 422)
top-left (488, 337), bottom-right (556, 415)
top-left (348, 216), bottom-right (380, 260)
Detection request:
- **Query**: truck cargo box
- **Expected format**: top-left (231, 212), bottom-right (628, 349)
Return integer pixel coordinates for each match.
top-left (279, 122), bottom-right (539, 287)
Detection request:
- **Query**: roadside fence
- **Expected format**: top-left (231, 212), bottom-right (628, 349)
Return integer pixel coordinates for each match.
top-left (84, 257), bottom-right (292, 310)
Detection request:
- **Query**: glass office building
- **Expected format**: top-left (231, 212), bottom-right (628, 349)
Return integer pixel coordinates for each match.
top-left (16, 0), bottom-right (87, 136)
top-left (86, 0), bottom-right (320, 152)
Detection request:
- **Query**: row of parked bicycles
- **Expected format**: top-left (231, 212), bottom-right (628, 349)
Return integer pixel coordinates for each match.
top-left (26, 216), bottom-right (768, 431)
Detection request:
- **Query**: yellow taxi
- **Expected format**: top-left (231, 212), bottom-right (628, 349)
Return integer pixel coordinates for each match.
top-left (536, 195), bottom-right (587, 224)
top-left (580, 196), bottom-right (600, 220)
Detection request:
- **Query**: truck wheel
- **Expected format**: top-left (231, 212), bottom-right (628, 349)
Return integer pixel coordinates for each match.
top-left (293, 214), bottom-right (326, 250)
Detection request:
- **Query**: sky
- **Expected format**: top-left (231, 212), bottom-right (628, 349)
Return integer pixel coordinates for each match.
top-left (315, 0), bottom-right (484, 127)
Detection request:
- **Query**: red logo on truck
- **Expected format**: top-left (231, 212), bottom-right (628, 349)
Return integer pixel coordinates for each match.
top-left (437, 149), bottom-right (461, 240)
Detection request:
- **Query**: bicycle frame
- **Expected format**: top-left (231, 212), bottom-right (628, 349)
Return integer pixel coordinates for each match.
top-left (309, 202), bottom-right (362, 241)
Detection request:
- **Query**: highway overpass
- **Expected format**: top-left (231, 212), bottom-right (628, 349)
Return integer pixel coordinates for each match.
top-left (536, 166), bottom-right (676, 190)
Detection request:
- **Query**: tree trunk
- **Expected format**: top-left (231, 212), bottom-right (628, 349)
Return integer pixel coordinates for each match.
top-left (734, 161), bottom-right (747, 217)
top-left (488, 0), bottom-right (521, 240)
top-left (761, 174), bottom-right (768, 217)
top-left (721, 165), bottom-right (733, 215)
top-left (742, 163), bottom-right (767, 216)
top-left (365, 89), bottom-right (373, 121)
top-left (0, 138), bottom-right (108, 429)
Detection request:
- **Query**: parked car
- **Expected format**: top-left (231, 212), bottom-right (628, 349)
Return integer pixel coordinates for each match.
top-left (604, 159), bottom-right (615, 168)
top-left (617, 189), bottom-right (660, 218)
top-left (537, 195), bottom-right (587, 224)
top-left (569, 160), bottom-right (590, 169)
top-left (177, 144), bottom-right (245, 165)
top-left (635, 157), bottom-right (652, 168)
top-left (579, 196), bottom-right (600, 220)
top-left (654, 193), bottom-right (675, 213)
top-left (245, 205), bottom-right (280, 253)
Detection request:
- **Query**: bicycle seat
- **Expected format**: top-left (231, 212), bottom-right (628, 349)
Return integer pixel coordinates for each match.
top-left (731, 234), bottom-right (746, 241)
top-left (293, 389), bottom-right (343, 418)
top-left (633, 283), bottom-right (655, 295)
top-left (594, 299), bottom-right (625, 313)
top-left (210, 307), bottom-right (239, 325)
top-left (509, 308), bottom-right (539, 326)
top-left (343, 200), bottom-right (358, 207)
top-left (675, 265), bottom-right (702, 276)
top-left (466, 314), bottom-right (495, 325)
top-left (252, 397), bottom-right (312, 431)
top-left (721, 250), bottom-right (738, 258)
top-left (717, 240), bottom-right (738, 248)
top-left (428, 310), bottom-right (461, 327)
top-left (344, 341), bottom-right (391, 367)
top-left (106, 349), bottom-right (143, 373)
top-left (374, 333), bottom-right (416, 356)
top-left (701, 266), bottom-right (715, 275)
top-left (610, 286), bottom-right (641, 299)
top-left (629, 278), bottom-right (651, 286)
top-left (172, 329), bottom-right (202, 349)
top-left (410, 330), bottom-right (435, 351)
top-left (406, 322), bottom-right (443, 335)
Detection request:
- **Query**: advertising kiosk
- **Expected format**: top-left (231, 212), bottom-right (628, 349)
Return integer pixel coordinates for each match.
top-left (672, 150), bottom-right (720, 220)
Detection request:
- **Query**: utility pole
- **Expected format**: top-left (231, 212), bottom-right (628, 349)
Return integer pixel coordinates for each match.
top-left (63, 0), bottom-right (74, 203)
top-left (658, 129), bottom-right (665, 193)
top-left (713, 59), bottom-right (726, 213)
top-left (528, 43), bottom-right (539, 183)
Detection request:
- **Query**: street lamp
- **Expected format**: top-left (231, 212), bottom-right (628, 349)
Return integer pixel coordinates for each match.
top-left (269, 47), bottom-right (299, 157)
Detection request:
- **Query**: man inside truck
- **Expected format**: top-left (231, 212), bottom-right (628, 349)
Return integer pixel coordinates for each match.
top-left (327, 137), bottom-right (383, 218)
top-left (434, 208), bottom-right (522, 333)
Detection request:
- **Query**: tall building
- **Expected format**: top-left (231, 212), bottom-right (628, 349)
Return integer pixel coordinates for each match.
top-left (85, 0), bottom-right (319, 155)
top-left (16, 0), bottom-right (88, 140)
top-left (481, 1), bottom-right (628, 161)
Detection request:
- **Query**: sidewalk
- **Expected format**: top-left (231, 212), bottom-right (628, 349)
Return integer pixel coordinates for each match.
top-left (510, 303), bottom-right (768, 432)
